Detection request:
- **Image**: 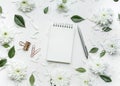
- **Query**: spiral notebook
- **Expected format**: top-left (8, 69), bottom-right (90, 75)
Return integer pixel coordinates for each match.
top-left (46, 23), bottom-right (76, 63)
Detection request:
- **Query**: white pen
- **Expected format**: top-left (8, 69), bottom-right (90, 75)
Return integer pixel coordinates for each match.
top-left (77, 26), bottom-right (89, 59)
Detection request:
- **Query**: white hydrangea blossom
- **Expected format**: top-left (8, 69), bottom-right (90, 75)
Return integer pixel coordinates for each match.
top-left (57, 0), bottom-right (69, 13)
top-left (0, 27), bottom-right (14, 45)
top-left (88, 60), bottom-right (107, 75)
top-left (50, 68), bottom-right (71, 86)
top-left (92, 8), bottom-right (113, 28)
top-left (103, 39), bottom-right (118, 55)
top-left (78, 73), bottom-right (95, 86)
top-left (18, 0), bottom-right (35, 13)
top-left (8, 62), bottom-right (27, 82)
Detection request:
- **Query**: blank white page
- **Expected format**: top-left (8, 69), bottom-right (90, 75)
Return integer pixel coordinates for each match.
top-left (46, 23), bottom-right (75, 63)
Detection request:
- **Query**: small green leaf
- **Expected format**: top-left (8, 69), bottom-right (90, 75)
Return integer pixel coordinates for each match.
top-left (0, 59), bottom-right (7, 67)
top-left (76, 67), bottom-right (86, 73)
top-left (14, 14), bottom-right (25, 27)
top-left (44, 7), bottom-right (49, 14)
top-left (29, 74), bottom-right (35, 86)
top-left (2, 43), bottom-right (10, 48)
top-left (62, 0), bottom-right (67, 3)
top-left (100, 50), bottom-right (106, 57)
top-left (115, 0), bottom-right (119, 1)
top-left (99, 75), bottom-right (112, 82)
top-left (89, 47), bottom-right (98, 53)
top-left (8, 46), bottom-right (15, 58)
top-left (0, 6), bottom-right (2, 14)
top-left (118, 14), bottom-right (120, 19)
top-left (102, 27), bottom-right (112, 32)
top-left (71, 15), bottom-right (84, 23)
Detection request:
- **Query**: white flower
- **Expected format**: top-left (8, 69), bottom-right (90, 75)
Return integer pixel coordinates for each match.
top-left (88, 60), bottom-right (107, 75)
top-left (83, 80), bottom-right (92, 86)
top-left (103, 39), bottom-right (118, 55)
top-left (57, 0), bottom-right (69, 13)
top-left (0, 27), bottom-right (14, 45)
top-left (18, 0), bottom-right (35, 13)
top-left (92, 9), bottom-right (113, 28)
top-left (57, 3), bottom-right (68, 12)
top-left (8, 62), bottom-right (27, 82)
top-left (50, 68), bottom-right (71, 86)
top-left (79, 73), bottom-right (94, 86)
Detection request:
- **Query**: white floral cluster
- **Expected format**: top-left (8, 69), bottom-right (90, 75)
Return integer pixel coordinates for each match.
top-left (76, 59), bottom-right (109, 86)
top-left (79, 74), bottom-right (94, 86)
top-left (83, 80), bottom-right (93, 86)
top-left (8, 62), bottom-right (27, 82)
top-left (103, 39), bottom-right (118, 55)
top-left (88, 60), bottom-right (107, 75)
top-left (50, 68), bottom-right (71, 86)
top-left (0, 27), bottom-right (14, 45)
top-left (92, 9), bottom-right (113, 28)
top-left (18, 0), bottom-right (35, 13)
top-left (57, 0), bottom-right (69, 13)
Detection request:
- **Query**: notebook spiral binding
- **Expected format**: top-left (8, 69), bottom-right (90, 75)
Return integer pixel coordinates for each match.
top-left (53, 23), bottom-right (73, 29)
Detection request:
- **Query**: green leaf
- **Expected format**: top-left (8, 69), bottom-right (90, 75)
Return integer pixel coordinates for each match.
top-left (99, 75), bottom-right (112, 82)
top-left (44, 7), bottom-right (49, 14)
top-left (62, 0), bottom-right (67, 3)
top-left (0, 6), bottom-right (2, 14)
top-left (2, 43), bottom-right (10, 48)
top-left (8, 46), bottom-right (15, 58)
top-left (115, 0), bottom-right (119, 1)
top-left (100, 50), bottom-right (106, 57)
top-left (89, 47), bottom-right (98, 53)
top-left (0, 59), bottom-right (7, 67)
top-left (29, 74), bottom-right (35, 86)
top-left (118, 14), bottom-right (120, 19)
top-left (102, 27), bottom-right (112, 32)
top-left (14, 14), bottom-right (25, 27)
top-left (71, 15), bottom-right (84, 23)
top-left (76, 67), bottom-right (86, 73)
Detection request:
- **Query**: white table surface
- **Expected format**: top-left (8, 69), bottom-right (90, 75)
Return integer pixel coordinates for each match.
top-left (0, 0), bottom-right (120, 86)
